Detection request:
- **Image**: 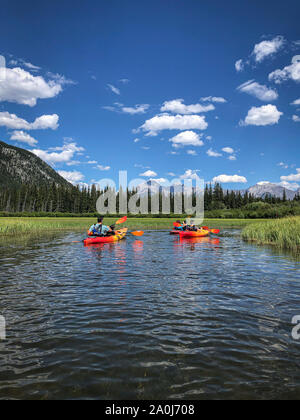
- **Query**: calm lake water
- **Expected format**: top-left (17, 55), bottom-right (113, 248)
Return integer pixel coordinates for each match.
top-left (0, 230), bottom-right (299, 400)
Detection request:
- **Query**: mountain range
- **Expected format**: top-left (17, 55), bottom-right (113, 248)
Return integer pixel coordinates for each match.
top-left (137, 180), bottom-right (300, 199)
top-left (1, 141), bottom-right (299, 199)
top-left (247, 183), bottom-right (299, 200)
top-left (0, 141), bottom-right (71, 188)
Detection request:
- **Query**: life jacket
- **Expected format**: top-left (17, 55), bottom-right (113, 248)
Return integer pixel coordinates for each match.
top-left (88, 224), bottom-right (104, 236)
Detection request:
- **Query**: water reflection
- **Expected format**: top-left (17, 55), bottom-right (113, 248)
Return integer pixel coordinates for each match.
top-left (172, 235), bottom-right (221, 254)
top-left (0, 229), bottom-right (299, 400)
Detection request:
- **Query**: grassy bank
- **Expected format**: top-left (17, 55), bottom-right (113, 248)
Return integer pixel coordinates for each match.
top-left (0, 217), bottom-right (264, 237)
top-left (242, 217), bottom-right (300, 251)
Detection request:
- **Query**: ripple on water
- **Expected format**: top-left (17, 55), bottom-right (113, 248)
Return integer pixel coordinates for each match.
top-left (0, 230), bottom-right (300, 400)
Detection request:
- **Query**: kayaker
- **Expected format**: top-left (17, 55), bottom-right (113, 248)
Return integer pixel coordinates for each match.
top-left (175, 220), bottom-right (188, 231)
top-left (174, 220), bottom-right (184, 231)
top-left (189, 220), bottom-right (198, 232)
top-left (88, 217), bottom-right (113, 237)
top-left (182, 221), bottom-right (188, 231)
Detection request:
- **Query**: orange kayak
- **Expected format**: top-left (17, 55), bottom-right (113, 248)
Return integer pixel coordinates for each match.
top-left (179, 229), bottom-right (210, 238)
top-left (84, 228), bottom-right (128, 245)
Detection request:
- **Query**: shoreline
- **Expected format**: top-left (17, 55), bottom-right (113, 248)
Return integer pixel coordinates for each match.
top-left (2, 217), bottom-right (299, 252)
top-left (0, 217), bottom-right (265, 238)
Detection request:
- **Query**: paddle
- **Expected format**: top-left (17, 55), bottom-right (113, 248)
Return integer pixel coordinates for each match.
top-left (116, 216), bottom-right (128, 225)
top-left (115, 216), bottom-right (144, 237)
top-left (202, 226), bottom-right (220, 235)
top-left (131, 231), bottom-right (144, 237)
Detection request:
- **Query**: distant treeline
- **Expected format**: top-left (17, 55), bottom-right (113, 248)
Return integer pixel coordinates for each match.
top-left (0, 182), bottom-right (300, 219)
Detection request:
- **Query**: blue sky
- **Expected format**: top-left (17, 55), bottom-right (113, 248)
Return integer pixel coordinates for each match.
top-left (0, 0), bottom-right (299, 190)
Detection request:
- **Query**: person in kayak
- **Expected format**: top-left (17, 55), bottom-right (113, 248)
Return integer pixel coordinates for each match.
top-left (88, 217), bottom-right (114, 237)
top-left (174, 220), bottom-right (188, 231)
top-left (182, 221), bottom-right (188, 231)
top-left (188, 220), bottom-right (198, 232)
top-left (174, 220), bottom-right (183, 231)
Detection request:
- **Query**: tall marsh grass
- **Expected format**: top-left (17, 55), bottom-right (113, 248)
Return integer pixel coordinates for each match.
top-left (0, 217), bottom-right (263, 237)
top-left (242, 217), bottom-right (300, 251)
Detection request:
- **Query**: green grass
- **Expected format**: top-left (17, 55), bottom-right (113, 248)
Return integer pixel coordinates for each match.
top-left (242, 216), bottom-right (300, 251)
top-left (0, 217), bottom-right (264, 237)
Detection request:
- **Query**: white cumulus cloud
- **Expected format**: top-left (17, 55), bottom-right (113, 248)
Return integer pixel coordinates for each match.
top-left (179, 169), bottom-right (201, 180)
top-left (149, 178), bottom-right (168, 185)
top-left (292, 115), bottom-right (300, 122)
top-left (0, 112), bottom-right (59, 130)
top-left (222, 147), bottom-right (235, 154)
top-left (291, 98), bottom-right (300, 106)
top-left (140, 114), bottom-right (208, 136)
top-left (228, 155), bottom-right (237, 161)
top-left (58, 170), bottom-right (85, 185)
top-left (121, 104), bottom-right (150, 115)
top-left (207, 148), bottom-right (222, 157)
top-left (281, 169), bottom-right (300, 182)
top-left (161, 99), bottom-right (215, 114)
top-left (169, 131), bottom-right (204, 148)
top-left (213, 174), bottom-right (248, 183)
top-left (140, 170), bottom-right (158, 177)
top-left (253, 36), bottom-right (285, 63)
top-left (10, 130), bottom-right (38, 146)
top-left (97, 165), bottom-right (111, 171)
top-left (241, 104), bottom-right (283, 126)
top-left (200, 96), bottom-right (227, 103)
top-left (237, 80), bottom-right (278, 101)
top-left (222, 148), bottom-right (237, 160)
top-left (46, 72), bottom-right (76, 86)
top-left (103, 103), bottom-right (149, 115)
top-left (235, 59), bottom-right (244, 72)
top-left (278, 181), bottom-right (300, 190)
top-left (187, 150), bottom-right (197, 156)
top-left (0, 67), bottom-right (63, 106)
top-left (32, 142), bottom-right (84, 165)
top-left (269, 56), bottom-right (300, 84)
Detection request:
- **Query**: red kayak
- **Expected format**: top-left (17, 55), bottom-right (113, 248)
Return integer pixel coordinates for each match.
top-left (84, 228), bottom-right (128, 245)
top-left (179, 229), bottom-right (210, 238)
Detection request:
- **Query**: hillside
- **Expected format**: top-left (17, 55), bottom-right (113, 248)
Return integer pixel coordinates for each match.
top-left (0, 141), bottom-right (71, 189)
